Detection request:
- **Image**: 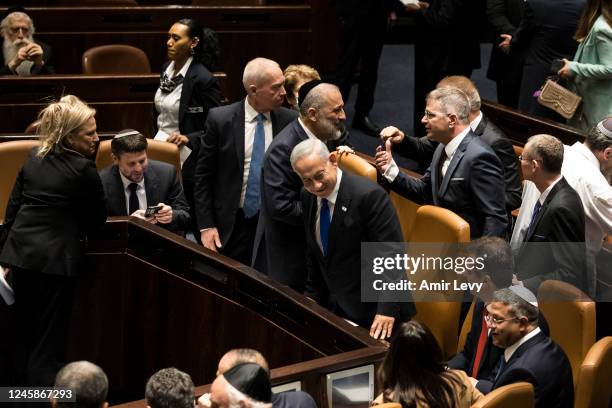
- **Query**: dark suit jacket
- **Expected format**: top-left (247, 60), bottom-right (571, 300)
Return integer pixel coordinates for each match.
top-left (515, 177), bottom-right (587, 294)
top-left (252, 119), bottom-right (345, 290)
top-left (0, 40), bottom-right (55, 75)
top-left (478, 331), bottom-right (574, 408)
top-left (486, 0), bottom-right (526, 83)
top-left (394, 116), bottom-right (522, 210)
top-left (448, 300), bottom-right (550, 387)
top-left (99, 160), bottom-right (190, 234)
top-left (302, 172), bottom-right (415, 328)
top-left (390, 131), bottom-right (508, 238)
top-left (0, 147), bottom-right (106, 276)
top-left (194, 100), bottom-right (297, 247)
top-left (272, 391), bottom-right (317, 408)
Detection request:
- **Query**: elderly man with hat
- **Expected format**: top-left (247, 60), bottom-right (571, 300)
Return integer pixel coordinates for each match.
top-left (251, 81), bottom-right (349, 292)
top-left (98, 129), bottom-right (190, 235)
top-left (208, 362), bottom-right (273, 408)
top-left (512, 119), bottom-right (612, 297)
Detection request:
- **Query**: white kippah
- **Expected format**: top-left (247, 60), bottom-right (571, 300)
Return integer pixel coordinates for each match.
top-left (596, 117), bottom-right (612, 139)
top-left (114, 129), bottom-right (142, 139)
top-left (509, 285), bottom-right (538, 308)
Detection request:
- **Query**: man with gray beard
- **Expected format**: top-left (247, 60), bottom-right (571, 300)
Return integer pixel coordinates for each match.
top-left (252, 81), bottom-right (348, 291)
top-left (1, 10), bottom-right (55, 75)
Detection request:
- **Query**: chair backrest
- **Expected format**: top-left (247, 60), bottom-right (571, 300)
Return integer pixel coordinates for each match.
top-left (457, 299), bottom-right (475, 353)
top-left (0, 140), bottom-right (42, 224)
top-left (472, 382), bottom-right (535, 408)
top-left (574, 337), bottom-right (612, 408)
top-left (95, 139), bottom-right (181, 178)
top-left (537, 280), bottom-right (596, 385)
top-left (407, 205), bottom-right (470, 243)
top-left (513, 145), bottom-right (524, 182)
top-left (388, 191), bottom-right (420, 241)
top-left (83, 45), bottom-right (151, 74)
top-left (371, 404), bottom-right (402, 408)
top-left (333, 151), bottom-right (377, 183)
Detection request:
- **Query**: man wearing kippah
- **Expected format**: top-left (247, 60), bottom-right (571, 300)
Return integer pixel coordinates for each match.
top-left (99, 129), bottom-right (190, 235)
top-left (209, 363), bottom-right (272, 408)
top-left (512, 119), bottom-right (612, 297)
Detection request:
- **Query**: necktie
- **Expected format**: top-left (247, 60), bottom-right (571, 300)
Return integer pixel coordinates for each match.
top-left (320, 198), bottom-right (330, 256)
top-left (128, 182), bottom-right (139, 215)
top-left (525, 200), bottom-right (542, 240)
top-left (159, 73), bottom-right (184, 93)
top-left (471, 315), bottom-right (489, 378)
top-left (494, 355), bottom-right (506, 382)
top-left (437, 149), bottom-right (448, 187)
top-left (243, 113), bottom-right (266, 218)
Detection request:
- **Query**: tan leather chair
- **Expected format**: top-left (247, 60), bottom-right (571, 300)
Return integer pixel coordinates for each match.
top-left (82, 45), bottom-right (151, 74)
top-left (407, 205), bottom-right (470, 358)
top-left (95, 139), bottom-right (181, 178)
top-left (574, 337), bottom-right (612, 408)
top-left (332, 151), bottom-right (377, 183)
top-left (472, 382), bottom-right (535, 408)
top-left (371, 404), bottom-right (402, 408)
top-left (537, 280), bottom-right (596, 385)
top-left (389, 191), bottom-right (420, 241)
top-left (0, 140), bottom-right (42, 224)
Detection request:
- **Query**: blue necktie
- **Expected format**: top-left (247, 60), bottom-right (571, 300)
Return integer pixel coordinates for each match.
top-left (525, 200), bottom-right (542, 240)
top-left (320, 198), bottom-right (330, 256)
top-left (243, 113), bottom-right (266, 218)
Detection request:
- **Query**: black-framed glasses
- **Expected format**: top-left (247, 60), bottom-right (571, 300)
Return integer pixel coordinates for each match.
top-left (423, 110), bottom-right (449, 120)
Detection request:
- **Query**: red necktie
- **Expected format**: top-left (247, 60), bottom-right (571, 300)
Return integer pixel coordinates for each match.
top-left (471, 315), bottom-right (488, 378)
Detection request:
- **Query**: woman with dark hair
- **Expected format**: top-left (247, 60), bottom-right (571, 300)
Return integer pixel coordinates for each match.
top-left (154, 18), bottom-right (222, 237)
top-left (558, 0), bottom-right (612, 129)
top-left (373, 321), bottom-right (483, 408)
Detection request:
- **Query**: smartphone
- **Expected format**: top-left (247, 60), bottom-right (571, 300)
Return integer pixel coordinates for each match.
top-left (550, 59), bottom-right (564, 74)
top-left (144, 205), bottom-right (163, 217)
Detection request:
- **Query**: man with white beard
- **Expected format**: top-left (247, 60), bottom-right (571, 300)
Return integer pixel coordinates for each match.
top-left (1, 10), bottom-right (55, 76)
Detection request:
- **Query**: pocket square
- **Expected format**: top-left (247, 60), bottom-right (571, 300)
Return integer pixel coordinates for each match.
top-left (187, 106), bottom-right (204, 113)
top-left (450, 177), bottom-right (464, 181)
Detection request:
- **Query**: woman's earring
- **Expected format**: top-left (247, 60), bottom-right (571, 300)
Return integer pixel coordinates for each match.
top-left (190, 47), bottom-right (195, 55)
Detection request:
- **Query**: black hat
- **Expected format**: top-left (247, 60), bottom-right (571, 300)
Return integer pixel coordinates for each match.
top-left (4, 6), bottom-right (26, 19)
top-left (297, 79), bottom-right (325, 108)
top-left (223, 363), bottom-right (271, 403)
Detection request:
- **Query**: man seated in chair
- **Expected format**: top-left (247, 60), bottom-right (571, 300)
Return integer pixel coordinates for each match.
top-left (448, 237), bottom-right (549, 392)
top-left (479, 287), bottom-right (573, 408)
top-left (99, 129), bottom-right (190, 235)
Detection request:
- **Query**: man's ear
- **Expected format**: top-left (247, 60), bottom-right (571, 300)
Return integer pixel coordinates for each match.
top-left (248, 84), bottom-right (257, 96)
top-left (102, 402), bottom-right (109, 408)
top-left (447, 113), bottom-right (458, 128)
top-left (307, 106), bottom-right (317, 122)
top-left (329, 151), bottom-right (338, 165)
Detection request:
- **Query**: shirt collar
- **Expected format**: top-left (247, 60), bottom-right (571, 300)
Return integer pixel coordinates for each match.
top-left (469, 111), bottom-right (483, 132)
top-left (504, 327), bottom-right (541, 362)
top-left (538, 175), bottom-right (563, 205)
top-left (119, 170), bottom-right (145, 191)
top-left (298, 117), bottom-right (318, 140)
top-left (165, 56), bottom-right (193, 78)
top-left (244, 98), bottom-right (271, 123)
top-left (444, 126), bottom-right (471, 159)
top-left (319, 168), bottom-right (343, 207)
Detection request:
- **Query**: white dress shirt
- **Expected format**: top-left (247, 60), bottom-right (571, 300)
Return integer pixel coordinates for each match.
top-left (239, 99), bottom-right (273, 207)
top-left (119, 172), bottom-right (147, 215)
top-left (504, 327), bottom-right (542, 362)
top-left (469, 111), bottom-right (483, 132)
top-left (315, 169), bottom-right (343, 252)
top-left (154, 57), bottom-right (193, 135)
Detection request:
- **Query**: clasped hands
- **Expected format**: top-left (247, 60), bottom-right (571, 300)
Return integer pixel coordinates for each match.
top-left (9, 40), bottom-right (44, 71)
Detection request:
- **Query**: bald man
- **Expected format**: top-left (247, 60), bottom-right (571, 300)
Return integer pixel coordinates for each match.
top-left (194, 58), bottom-right (297, 265)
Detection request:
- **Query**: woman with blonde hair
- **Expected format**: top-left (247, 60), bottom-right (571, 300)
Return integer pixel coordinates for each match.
top-left (0, 95), bottom-right (107, 386)
top-left (283, 64), bottom-right (321, 110)
top-left (373, 321), bottom-right (483, 408)
top-left (559, 0), bottom-right (612, 129)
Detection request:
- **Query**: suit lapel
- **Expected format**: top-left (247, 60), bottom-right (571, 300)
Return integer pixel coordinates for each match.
top-left (438, 134), bottom-right (471, 198)
top-left (326, 176), bottom-right (351, 262)
top-left (109, 166), bottom-right (128, 216)
top-left (178, 63), bottom-right (197, 123)
top-left (524, 178), bottom-right (565, 242)
top-left (233, 102), bottom-right (247, 175)
top-left (144, 165), bottom-right (160, 206)
top-left (305, 192), bottom-right (324, 260)
top-left (431, 145), bottom-right (445, 206)
top-left (473, 115), bottom-right (487, 136)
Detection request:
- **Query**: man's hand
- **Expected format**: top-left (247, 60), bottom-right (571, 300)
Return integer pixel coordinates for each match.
top-left (24, 42), bottom-right (44, 65)
top-left (154, 203), bottom-right (173, 224)
top-left (557, 58), bottom-right (572, 78)
top-left (380, 126), bottom-right (405, 145)
top-left (201, 228), bottom-right (222, 252)
top-left (375, 139), bottom-right (393, 173)
top-left (130, 209), bottom-right (158, 224)
top-left (498, 34), bottom-right (512, 54)
top-left (167, 132), bottom-right (189, 147)
top-left (370, 314), bottom-right (395, 339)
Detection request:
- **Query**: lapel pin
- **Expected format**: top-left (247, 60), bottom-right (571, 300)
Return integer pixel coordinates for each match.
top-left (341, 206), bottom-right (347, 212)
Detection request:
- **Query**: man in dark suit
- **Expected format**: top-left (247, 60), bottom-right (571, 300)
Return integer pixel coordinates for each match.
top-left (382, 75), bottom-right (522, 212)
top-left (478, 287), bottom-right (574, 408)
top-left (99, 129), bottom-right (190, 235)
top-left (0, 10), bottom-right (55, 75)
top-left (375, 87), bottom-right (508, 238)
top-left (252, 82), bottom-right (347, 291)
top-left (514, 134), bottom-right (587, 294)
top-left (448, 237), bottom-right (549, 390)
top-left (194, 58), bottom-right (296, 265)
top-left (291, 138), bottom-right (414, 337)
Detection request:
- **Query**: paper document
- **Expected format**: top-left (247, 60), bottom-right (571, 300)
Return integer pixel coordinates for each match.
top-left (154, 130), bottom-right (192, 168)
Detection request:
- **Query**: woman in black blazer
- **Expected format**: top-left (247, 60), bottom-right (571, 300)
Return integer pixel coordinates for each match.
top-left (154, 18), bottom-right (222, 236)
top-left (0, 95), bottom-right (107, 386)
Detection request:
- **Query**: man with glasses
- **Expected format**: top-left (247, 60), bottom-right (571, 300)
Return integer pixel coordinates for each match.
top-left (375, 87), bottom-right (508, 238)
top-left (512, 134), bottom-right (587, 294)
top-left (477, 287), bottom-right (573, 408)
top-left (0, 9), bottom-right (55, 75)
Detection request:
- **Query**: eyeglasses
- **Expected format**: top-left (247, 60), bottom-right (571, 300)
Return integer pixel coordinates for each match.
top-left (9, 26), bottom-right (30, 35)
top-left (484, 313), bottom-right (518, 326)
top-left (518, 155), bottom-right (542, 162)
top-left (423, 110), bottom-right (449, 120)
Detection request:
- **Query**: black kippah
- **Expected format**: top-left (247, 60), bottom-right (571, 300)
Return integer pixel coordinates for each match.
top-left (297, 79), bottom-right (326, 109)
top-left (223, 363), bottom-right (271, 403)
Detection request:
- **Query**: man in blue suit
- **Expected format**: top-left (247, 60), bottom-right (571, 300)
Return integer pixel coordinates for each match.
top-left (375, 87), bottom-right (508, 238)
top-left (479, 287), bottom-right (573, 408)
